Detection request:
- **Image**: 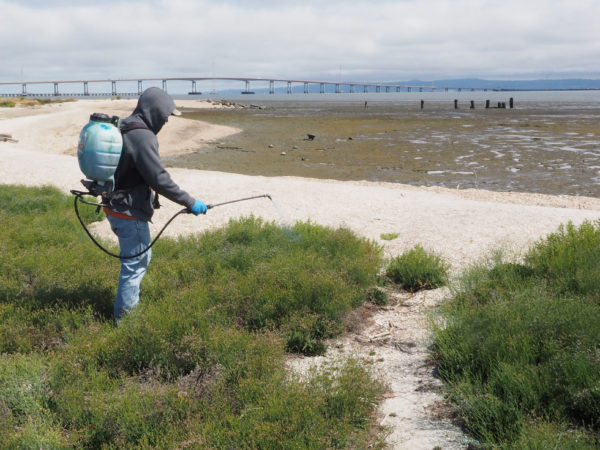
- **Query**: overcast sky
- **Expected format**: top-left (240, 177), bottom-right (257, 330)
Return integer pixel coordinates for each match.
top-left (1, 0), bottom-right (599, 84)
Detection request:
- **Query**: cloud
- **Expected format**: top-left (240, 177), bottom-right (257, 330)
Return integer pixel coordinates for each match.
top-left (1, 0), bottom-right (599, 83)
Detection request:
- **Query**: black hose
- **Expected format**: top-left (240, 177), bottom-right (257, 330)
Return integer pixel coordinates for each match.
top-left (72, 191), bottom-right (189, 259)
top-left (71, 191), bottom-right (272, 259)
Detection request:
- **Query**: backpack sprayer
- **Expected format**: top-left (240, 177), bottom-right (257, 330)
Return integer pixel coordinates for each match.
top-left (71, 112), bottom-right (271, 259)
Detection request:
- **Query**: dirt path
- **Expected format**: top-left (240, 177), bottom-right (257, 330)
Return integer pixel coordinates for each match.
top-left (288, 286), bottom-right (473, 448)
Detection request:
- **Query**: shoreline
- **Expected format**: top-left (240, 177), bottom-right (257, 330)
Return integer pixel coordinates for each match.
top-left (1, 98), bottom-right (599, 272)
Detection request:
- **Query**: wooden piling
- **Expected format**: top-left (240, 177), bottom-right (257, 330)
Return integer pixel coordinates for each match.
top-left (420, 99), bottom-right (424, 110)
top-left (470, 100), bottom-right (475, 109)
top-left (486, 100), bottom-right (490, 109)
top-left (509, 97), bottom-right (514, 108)
top-left (454, 99), bottom-right (458, 109)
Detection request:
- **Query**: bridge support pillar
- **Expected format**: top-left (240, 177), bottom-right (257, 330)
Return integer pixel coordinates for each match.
top-left (83, 81), bottom-right (89, 96)
top-left (22, 83), bottom-right (27, 96)
top-left (350, 84), bottom-right (355, 93)
top-left (335, 83), bottom-right (340, 93)
top-left (138, 80), bottom-right (143, 95)
top-left (396, 86), bottom-right (401, 92)
top-left (408, 87), bottom-right (411, 92)
top-left (320, 83), bottom-right (325, 94)
top-left (53, 83), bottom-right (59, 96)
top-left (269, 80), bottom-right (274, 94)
top-left (363, 85), bottom-right (368, 93)
top-left (190, 80), bottom-right (197, 94)
top-left (162, 80), bottom-right (167, 92)
top-left (287, 81), bottom-right (292, 94)
top-left (112, 81), bottom-right (117, 96)
top-left (304, 82), bottom-right (309, 94)
top-left (376, 86), bottom-right (381, 93)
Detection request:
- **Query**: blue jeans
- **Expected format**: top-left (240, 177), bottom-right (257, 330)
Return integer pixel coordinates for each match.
top-left (106, 215), bottom-right (152, 321)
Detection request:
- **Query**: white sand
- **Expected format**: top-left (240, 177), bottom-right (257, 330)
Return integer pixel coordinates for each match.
top-left (2, 99), bottom-right (599, 448)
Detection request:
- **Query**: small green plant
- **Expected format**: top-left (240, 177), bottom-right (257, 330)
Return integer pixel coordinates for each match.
top-left (386, 244), bottom-right (449, 292)
top-left (366, 286), bottom-right (388, 305)
top-left (380, 232), bottom-right (400, 240)
top-left (526, 219), bottom-right (600, 300)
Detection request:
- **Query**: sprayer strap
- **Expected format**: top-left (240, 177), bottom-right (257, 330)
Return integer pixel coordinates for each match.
top-left (103, 207), bottom-right (139, 221)
top-left (120, 121), bottom-right (150, 133)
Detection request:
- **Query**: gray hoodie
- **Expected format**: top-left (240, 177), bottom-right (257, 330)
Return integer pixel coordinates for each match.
top-left (107, 88), bottom-right (195, 221)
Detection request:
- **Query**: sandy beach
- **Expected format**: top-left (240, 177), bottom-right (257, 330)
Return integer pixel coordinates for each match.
top-left (2, 98), bottom-right (599, 448)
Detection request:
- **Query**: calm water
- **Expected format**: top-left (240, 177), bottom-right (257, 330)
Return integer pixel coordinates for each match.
top-left (172, 90), bottom-right (600, 198)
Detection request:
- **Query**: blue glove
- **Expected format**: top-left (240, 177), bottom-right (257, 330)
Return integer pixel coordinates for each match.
top-left (190, 199), bottom-right (208, 215)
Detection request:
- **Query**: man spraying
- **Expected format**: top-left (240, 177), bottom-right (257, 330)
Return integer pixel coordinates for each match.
top-left (104, 87), bottom-right (207, 321)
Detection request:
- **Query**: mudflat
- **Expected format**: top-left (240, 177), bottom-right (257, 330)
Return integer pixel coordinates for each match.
top-left (166, 100), bottom-right (600, 197)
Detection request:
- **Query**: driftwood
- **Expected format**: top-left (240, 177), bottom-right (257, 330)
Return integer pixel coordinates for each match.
top-left (0, 133), bottom-right (18, 143)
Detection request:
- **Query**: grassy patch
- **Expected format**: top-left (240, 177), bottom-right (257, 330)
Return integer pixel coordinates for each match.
top-left (386, 244), bottom-right (449, 292)
top-left (380, 232), bottom-right (400, 241)
top-left (0, 184), bottom-right (386, 447)
top-left (432, 220), bottom-right (600, 447)
top-left (0, 97), bottom-right (75, 107)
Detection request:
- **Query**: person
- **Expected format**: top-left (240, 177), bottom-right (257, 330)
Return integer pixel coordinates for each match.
top-left (104, 87), bottom-right (207, 321)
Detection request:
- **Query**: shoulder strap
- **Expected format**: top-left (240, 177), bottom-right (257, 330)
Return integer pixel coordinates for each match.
top-left (120, 121), bottom-right (150, 134)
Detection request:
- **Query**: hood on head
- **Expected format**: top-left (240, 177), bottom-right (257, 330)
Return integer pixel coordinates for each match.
top-left (133, 87), bottom-right (178, 134)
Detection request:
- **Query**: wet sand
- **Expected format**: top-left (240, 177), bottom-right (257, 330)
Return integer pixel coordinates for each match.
top-left (166, 101), bottom-right (600, 197)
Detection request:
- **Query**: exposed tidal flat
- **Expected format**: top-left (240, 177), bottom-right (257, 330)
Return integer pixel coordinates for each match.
top-left (165, 97), bottom-right (600, 198)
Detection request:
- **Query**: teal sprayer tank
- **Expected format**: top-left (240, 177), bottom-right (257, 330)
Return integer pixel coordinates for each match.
top-left (77, 113), bottom-right (122, 195)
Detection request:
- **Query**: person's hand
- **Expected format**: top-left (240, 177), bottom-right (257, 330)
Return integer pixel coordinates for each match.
top-left (190, 199), bottom-right (208, 215)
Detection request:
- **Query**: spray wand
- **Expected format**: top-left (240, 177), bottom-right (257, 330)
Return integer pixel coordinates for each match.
top-left (206, 193), bottom-right (271, 210)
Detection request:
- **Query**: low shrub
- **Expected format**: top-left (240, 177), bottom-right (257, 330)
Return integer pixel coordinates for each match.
top-left (0, 184), bottom-right (386, 447)
top-left (526, 219), bottom-right (600, 301)
top-left (433, 221), bottom-right (600, 447)
top-left (386, 244), bottom-right (449, 291)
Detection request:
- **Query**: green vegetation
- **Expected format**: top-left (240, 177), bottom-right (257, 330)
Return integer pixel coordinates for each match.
top-left (386, 244), bottom-right (449, 292)
top-left (0, 97), bottom-right (75, 108)
top-left (432, 221), bottom-right (600, 448)
top-left (10, 183), bottom-right (597, 448)
top-left (380, 232), bottom-right (400, 241)
top-left (0, 185), bottom-right (386, 448)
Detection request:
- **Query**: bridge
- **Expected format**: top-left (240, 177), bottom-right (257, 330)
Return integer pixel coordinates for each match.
top-left (0, 76), bottom-right (492, 97)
